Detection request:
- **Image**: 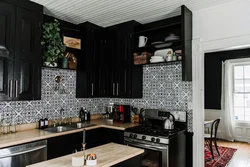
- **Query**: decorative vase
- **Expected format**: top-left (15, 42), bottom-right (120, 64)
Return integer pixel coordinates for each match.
top-left (61, 57), bottom-right (69, 69)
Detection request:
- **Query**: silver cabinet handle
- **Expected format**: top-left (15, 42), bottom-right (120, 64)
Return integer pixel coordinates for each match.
top-left (116, 83), bottom-right (119, 96)
top-left (113, 83), bottom-right (115, 96)
top-left (0, 145), bottom-right (46, 159)
top-left (15, 80), bottom-right (18, 98)
top-left (9, 80), bottom-right (13, 98)
top-left (91, 83), bottom-right (94, 96)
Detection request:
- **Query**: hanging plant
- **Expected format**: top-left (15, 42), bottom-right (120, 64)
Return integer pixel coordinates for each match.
top-left (41, 19), bottom-right (66, 67)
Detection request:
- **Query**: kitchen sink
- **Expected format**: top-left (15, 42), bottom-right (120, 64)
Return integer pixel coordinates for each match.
top-left (43, 123), bottom-right (96, 133)
top-left (67, 122), bottom-right (96, 129)
top-left (43, 126), bottom-right (76, 133)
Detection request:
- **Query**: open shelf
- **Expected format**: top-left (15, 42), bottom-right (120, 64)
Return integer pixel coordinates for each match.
top-left (134, 40), bottom-right (181, 53)
top-left (134, 60), bottom-right (182, 66)
top-left (134, 21), bottom-right (181, 35)
top-left (42, 66), bottom-right (76, 71)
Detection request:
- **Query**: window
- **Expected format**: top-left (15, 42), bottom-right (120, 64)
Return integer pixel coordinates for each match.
top-left (234, 65), bottom-right (250, 121)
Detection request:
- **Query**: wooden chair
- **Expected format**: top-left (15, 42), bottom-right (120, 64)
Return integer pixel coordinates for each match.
top-left (204, 119), bottom-right (221, 159)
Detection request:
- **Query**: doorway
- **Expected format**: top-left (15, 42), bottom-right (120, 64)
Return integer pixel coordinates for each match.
top-left (192, 34), bottom-right (250, 167)
top-left (204, 49), bottom-right (250, 166)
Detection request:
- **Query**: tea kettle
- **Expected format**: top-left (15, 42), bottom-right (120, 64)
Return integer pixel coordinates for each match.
top-left (163, 113), bottom-right (175, 130)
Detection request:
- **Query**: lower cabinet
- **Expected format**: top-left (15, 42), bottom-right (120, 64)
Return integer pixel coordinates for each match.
top-left (86, 128), bottom-right (124, 149)
top-left (47, 132), bottom-right (84, 160)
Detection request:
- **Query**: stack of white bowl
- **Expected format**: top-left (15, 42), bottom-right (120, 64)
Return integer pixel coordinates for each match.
top-left (150, 56), bottom-right (165, 63)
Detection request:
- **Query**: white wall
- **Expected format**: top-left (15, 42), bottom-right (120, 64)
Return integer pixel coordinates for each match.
top-left (193, 0), bottom-right (250, 43)
top-left (194, 0), bottom-right (250, 143)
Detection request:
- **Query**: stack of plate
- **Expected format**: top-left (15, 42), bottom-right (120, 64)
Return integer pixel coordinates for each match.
top-left (150, 56), bottom-right (165, 63)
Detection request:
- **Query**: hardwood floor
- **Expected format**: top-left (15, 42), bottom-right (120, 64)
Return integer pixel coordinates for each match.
top-left (215, 140), bottom-right (250, 167)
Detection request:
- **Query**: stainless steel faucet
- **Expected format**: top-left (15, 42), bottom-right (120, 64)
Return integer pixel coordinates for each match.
top-left (59, 108), bottom-right (64, 125)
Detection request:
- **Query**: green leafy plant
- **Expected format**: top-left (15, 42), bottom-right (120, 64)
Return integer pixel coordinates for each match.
top-left (41, 19), bottom-right (66, 66)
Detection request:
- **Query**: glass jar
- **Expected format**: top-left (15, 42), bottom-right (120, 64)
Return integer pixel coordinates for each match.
top-left (10, 123), bottom-right (16, 133)
top-left (2, 119), bottom-right (10, 134)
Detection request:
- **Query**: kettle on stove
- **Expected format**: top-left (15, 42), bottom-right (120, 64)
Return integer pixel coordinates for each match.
top-left (163, 112), bottom-right (175, 129)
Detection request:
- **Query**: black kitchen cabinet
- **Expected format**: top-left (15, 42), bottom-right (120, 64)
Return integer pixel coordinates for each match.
top-left (102, 128), bottom-right (124, 145)
top-left (85, 128), bottom-right (103, 149)
top-left (47, 132), bottom-right (84, 160)
top-left (76, 22), bottom-right (102, 98)
top-left (0, 1), bottom-right (15, 101)
top-left (85, 128), bottom-right (124, 149)
top-left (0, 0), bottom-right (42, 101)
top-left (107, 21), bottom-right (143, 98)
top-left (14, 7), bottom-right (42, 100)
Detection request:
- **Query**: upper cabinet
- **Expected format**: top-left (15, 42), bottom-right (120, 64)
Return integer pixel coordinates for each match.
top-left (0, 1), bottom-right (15, 101)
top-left (133, 5), bottom-right (192, 81)
top-left (76, 21), bottom-right (143, 98)
top-left (0, 0), bottom-right (43, 101)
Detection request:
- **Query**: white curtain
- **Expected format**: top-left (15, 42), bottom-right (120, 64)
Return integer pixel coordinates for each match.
top-left (221, 60), bottom-right (235, 141)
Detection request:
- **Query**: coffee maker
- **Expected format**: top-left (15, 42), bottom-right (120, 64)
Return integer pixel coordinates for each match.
top-left (114, 105), bottom-right (131, 123)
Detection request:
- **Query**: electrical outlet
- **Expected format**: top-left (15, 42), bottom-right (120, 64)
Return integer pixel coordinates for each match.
top-left (188, 102), bottom-right (193, 110)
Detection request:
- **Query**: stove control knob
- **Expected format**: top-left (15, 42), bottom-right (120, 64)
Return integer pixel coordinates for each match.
top-left (156, 138), bottom-right (160, 143)
top-left (134, 134), bottom-right (137, 138)
top-left (129, 134), bottom-right (133, 138)
top-left (142, 136), bottom-right (146, 140)
top-left (151, 137), bottom-right (155, 142)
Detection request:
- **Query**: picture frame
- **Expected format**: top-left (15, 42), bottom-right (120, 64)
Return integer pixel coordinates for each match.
top-left (63, 36), bottom-right (81, 50)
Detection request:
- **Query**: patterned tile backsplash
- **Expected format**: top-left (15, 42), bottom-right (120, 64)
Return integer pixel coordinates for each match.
top-left (0, 62), bottom-right (193, 131)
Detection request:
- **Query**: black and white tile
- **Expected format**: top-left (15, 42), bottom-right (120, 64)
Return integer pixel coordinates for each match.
top-left (0, 62), bottom-right (193, 132)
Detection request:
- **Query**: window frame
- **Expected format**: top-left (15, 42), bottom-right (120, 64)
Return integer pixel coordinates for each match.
top-left (233, 64), bottom-right (250, 123)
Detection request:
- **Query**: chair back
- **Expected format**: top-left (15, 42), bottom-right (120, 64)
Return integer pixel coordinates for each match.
top-left (210, 119), bottom-right (220, 139)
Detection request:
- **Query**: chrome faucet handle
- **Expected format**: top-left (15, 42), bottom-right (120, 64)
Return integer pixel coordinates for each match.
top-left (52, 120), bottom-right (57, 127)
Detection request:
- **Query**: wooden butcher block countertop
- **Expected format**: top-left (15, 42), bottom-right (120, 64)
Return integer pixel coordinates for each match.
top-left (27, 143), bottom-right (144, 167)
top-left (0, 119), bottom-right (138, 148)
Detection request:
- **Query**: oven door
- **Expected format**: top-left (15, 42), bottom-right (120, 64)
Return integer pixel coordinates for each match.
top-left (124, 137), bottom-right (168, 167)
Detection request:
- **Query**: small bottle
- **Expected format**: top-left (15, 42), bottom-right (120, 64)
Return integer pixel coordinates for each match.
top-left (44, 117), bottom-right (48, 128)
top-left (79, 107), bottom-right (85, 122)
top-left (39, 118), bottom-right (45, 129)
top-left (84, 108), bottom-right (88, 122)
top-left (172, 52), bottom-right (177, 61)
top-left (87, 111), bottom-right (91, 123)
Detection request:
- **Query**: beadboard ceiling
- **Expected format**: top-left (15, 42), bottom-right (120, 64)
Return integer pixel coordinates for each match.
top-left (30, 0), bottom-right (236, 27)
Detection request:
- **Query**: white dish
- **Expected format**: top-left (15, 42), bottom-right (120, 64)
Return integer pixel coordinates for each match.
top-left (151, 58), bottom-right (164, 61)
top-left (151, 41), bottom-right (164, 45)
top-left (86, 159), bottom-right (97, 166)
top-left (150, 60), bottom-right (165, 63)
top-left (154, 43), bottom-right (173, 48)
top-left (154, 49), bottom-right (173, 59)
top-left (151, 56), bottom-right (164, 59)
top-left (165, 34), bottom-right (180, 42)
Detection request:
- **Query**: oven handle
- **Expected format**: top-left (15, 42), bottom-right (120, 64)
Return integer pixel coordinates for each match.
top-left (125, 139), bottom-right (168, 151)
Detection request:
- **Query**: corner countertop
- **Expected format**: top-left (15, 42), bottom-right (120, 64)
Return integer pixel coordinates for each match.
top-left (27, 143), bottom-right (144, 167)
top-left (0, 120), bottom-right (138, 149)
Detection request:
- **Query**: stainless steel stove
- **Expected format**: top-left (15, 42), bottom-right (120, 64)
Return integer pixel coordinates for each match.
top-left (124, 109), bottom-right (186, 167)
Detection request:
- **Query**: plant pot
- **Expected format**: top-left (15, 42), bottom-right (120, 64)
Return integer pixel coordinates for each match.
top-left (44, 62), bottom-right (58, 67)
top-left (61, 57), bottom-right (69, 69)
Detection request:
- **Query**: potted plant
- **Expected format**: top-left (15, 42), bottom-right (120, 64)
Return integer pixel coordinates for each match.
top-left (41, 19), bottom-right (66, 67)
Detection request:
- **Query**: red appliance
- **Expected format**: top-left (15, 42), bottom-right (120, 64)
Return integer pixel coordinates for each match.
top-left (114, 105), bottom-right (131, 123)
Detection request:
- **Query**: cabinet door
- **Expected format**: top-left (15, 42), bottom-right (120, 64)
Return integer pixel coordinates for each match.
top-left (47, 132), bottom-right (84, 160)
top-left (0, 1), bottom-right (15, 101)
top-left (102, 128), bottom-right (124, 145)
top-left (14, 7), bottom-right (42, 100)
top-left (85, 128), bottom-right (104, 149)
top-left (116, 67), bottom-right (131, 97)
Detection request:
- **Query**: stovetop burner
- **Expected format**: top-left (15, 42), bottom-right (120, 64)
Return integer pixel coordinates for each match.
top-left (125, 125), bottom-right (182, 138)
